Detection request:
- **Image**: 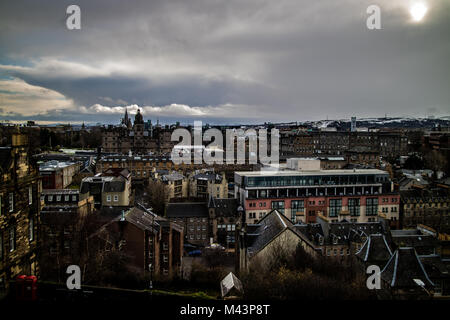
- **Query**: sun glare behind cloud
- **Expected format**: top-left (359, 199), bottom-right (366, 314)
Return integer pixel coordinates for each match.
top-left (410, 2), bottom-right (428, 22)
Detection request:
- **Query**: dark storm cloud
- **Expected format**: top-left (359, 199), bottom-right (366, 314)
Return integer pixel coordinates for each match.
top-left (0, 0), bottom-right (449, 124)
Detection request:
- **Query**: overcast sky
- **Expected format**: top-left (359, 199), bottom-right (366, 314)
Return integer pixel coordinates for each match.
top-left (0, 0), bottom-right (449, 124)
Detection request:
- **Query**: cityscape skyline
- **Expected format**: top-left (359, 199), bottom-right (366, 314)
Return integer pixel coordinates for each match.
top-left (1, 0), bottom-right (449, 124)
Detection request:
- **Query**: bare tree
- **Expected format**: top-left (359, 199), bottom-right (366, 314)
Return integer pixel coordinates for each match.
top-left (144, 180), bottom-right (168, 216)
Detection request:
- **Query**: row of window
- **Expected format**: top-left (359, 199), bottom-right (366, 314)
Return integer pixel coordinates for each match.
top-left (217, 224), bottom-right (236, 231)
top-left (248, 188), bottom-right (383, 199)
top-left (44, 194), bottom-right (77, 203)
top-left (188, 234), bottom-right (207, 240)
top-left (382, 197), bottom-right (398, 203)
top-left (245, 174), bottom-right (389, 188)
top-left (106, 194), bottom-right (119, 202)
top-left (381, 207), bottom-right (398, 213)
top-left (189, 225), bottom-right (207, 232)
top-left (0, 187), bottom-right (34, 215)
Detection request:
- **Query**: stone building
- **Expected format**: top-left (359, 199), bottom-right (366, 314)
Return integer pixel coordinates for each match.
top-left (99, 207), bottom-right (183, 278)
top-left (280, 130), bottom-right (408, 159)
top-left (80, 168), bottom-right (132, 209)
top-left (0, 131), bottom-right (41, 291)
top-left (189, 171), bottom-right (228, 199)
top-left (39, 189), bottom-right (94, 278)
top-left (101, 108), bottom-right (174, 155)
top-left (208, 197), bottom-right (240, 248)
top-left (166, 202), bottom-right (210, 246)
top-left (400, 187), bottom-right (450, 231)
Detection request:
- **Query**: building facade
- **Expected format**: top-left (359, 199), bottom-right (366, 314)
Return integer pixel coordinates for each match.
top-left (101, 109), bottom-right (175, 155)
top-left (80, 168), bottom-right (132, 208)
top-left (235, 166), bottom-right (400, 227)
top-left (0, 132), bottom-right (41, 291)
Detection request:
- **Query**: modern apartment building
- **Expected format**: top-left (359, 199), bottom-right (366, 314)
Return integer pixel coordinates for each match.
top-left (235, 160), bottom-right (400, 227)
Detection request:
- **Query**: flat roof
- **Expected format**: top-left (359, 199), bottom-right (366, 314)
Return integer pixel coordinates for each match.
top-left (235, 169), bottom-right (388, 177)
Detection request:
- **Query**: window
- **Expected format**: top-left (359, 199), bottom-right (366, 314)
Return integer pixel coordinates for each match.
top-left (348, 198), bottom-right (360, 216)
top-left (65, 195), bottom-right (70, 202)
top-left (9, 226), bottom-right (16, 252)
top-left (8, 193), bottom-right (14, 212)
top-left (48, 195), bottom-right (53, 202)
top-left (72, 195), bottom-right (77, 202)
top-left (291, 200), bottom-right (304, 222)
top-left (106, 195), bottom-right (111, 202)
top-left (163, 255), bottom-right (168, 263)
top-left (329, 199), bottom-right (342, 217)
top-left (366, 198), bottom-right (378, 216)
top-left (271, 201), bottom-right (285, 214)
top-left (56, 195), bottom-right (61, 202)
top-left (29, 217), bottom-right (34, 242)
top-left (113, 195), bottom-right (119, 202)
top-left (28, 187), bottom-right (33, 205)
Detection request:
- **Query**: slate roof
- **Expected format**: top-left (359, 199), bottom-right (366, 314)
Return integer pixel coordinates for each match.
top-left (294, 223), bottom-right (324, 244)
top-left (194, 172), bottom-right (223, 182)
top-left (102, 168), bottom-right (131, 179)
top-left (208, 197), bottom-right (239, 217)
top-left (356, 234), bottom-right (393, 264)
top-left (104, 180), bottom-right (126, 192)
top-left (297, 220), bottom-right (385, 246)
top-left (391, 230), bottom-right (437, 255)
top-left (419, 255), bottom-right (450, 279)
top-left (246, 209), bottom-right (317, 257)
top-left (123, 207), bottom-right (160, 234)
top-left (161, 172), bottom-right (185, 182)
top-left (381, 247), bottom-right (434, 289)
top-left (166, 202), bottom-right (209, 218)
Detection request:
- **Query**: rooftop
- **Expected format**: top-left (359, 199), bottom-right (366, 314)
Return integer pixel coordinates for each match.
top-left (235, 168), bottom-right (388, 177)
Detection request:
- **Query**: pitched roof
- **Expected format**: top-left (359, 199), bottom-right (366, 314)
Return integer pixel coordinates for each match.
top-left (246, 209), bottom-right (317, 256)
top-left (220, 272), bottom-right (244, 297)
top-left (123, 207), bottom-right (160, 234)
top-left (356, 234), bottom-right (393, 263)
top-left (166, 202), bottom-right (209, 218)
top-left (103, 180), bottom-right (126, 192)
top-left (208, 197), bottom-right (239, 217)
top-left (381, 247), bottom-right (434, 289)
